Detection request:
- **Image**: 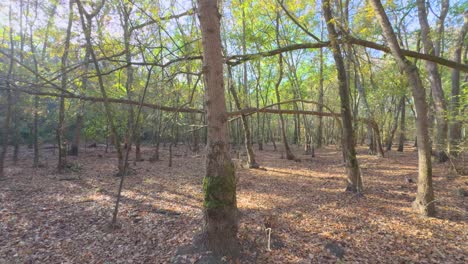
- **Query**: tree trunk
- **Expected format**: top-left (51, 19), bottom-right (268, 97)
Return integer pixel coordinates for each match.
top-left (12, 102), bottom-right (20, 165)
top-left (149, 113), bottom-right (161, 163)
top-left (228, 67), bottom-right (259, 168)
top-left (77, 1), bottom-right (125, 175)
top-left (0, 88), bottom-right (12, 179)
top-left (69, 113), bottom-right (83, 156)
top-left (274, 9), bottom-right (295, 160)
top-left (57, 0), bottom-right (73, 173)
top-left (254, 62), bottom-right (264, 151)
top-left (323, 0), bottom-right (362, 193)
top-left (354, 50), bottom-right (379, 155)
top-left (1, 8), bottom-right (15, 178)
top-left (317, 43), bottom-right (324, 149)
top-left (69, 44), bottom-right (89, 157)
top-left (33, 95), bottom-right (39, 166)
top-left (386, 98), bottom-right (403, 151)
top-left (120, 2), bottom-right (138, 165)
top-left (398, 96), bottom-right (406, 152)
top-left (449, 12), bottom-right (468, 155)
top-left (30, 1), bottom-right (58, 167)
top-left (135, 126), bottom-right (142, 161)
top-left (416, 0), bottom-right (448, 162)
top-left (369, 0), bottom-right (435, 217)
top-left (196, 0), bottom-right (238, 256)
top-left (168, 143), bottom-right (172, 167)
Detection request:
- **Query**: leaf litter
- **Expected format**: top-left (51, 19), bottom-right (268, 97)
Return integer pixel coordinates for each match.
top-left (0, 144), bottom-right (466, 263)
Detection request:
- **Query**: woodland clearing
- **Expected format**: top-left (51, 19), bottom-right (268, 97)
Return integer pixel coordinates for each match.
top-left (0, 144), bottom-right (466, 263)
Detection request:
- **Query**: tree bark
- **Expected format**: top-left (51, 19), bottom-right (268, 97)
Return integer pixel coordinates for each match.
top-left (416, 0), bottom-right (448, 162)
top-left (196, 0), bottom-right (239, 256)
top-left (323, 0), bottom-right (362, 193)
top-left (369, 0), bottom-right (435, 217)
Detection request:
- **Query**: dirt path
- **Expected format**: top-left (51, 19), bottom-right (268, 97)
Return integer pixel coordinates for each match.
top-left (0, 144), bottom-right (466, 263)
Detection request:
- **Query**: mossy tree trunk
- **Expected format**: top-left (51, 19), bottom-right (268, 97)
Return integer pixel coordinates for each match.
top-left (197, 0), bottom-right (239, 256)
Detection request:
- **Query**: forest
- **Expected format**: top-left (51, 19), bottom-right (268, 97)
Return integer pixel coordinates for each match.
top-left (0, 0), bottom-right (467, 263)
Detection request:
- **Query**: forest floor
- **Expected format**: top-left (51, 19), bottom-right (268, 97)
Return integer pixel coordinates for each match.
top-left (0, 143), bottom-right (466, 263)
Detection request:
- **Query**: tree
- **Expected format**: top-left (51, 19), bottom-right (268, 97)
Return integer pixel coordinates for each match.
top-left (416, 0), bottom-right (449, 162)
top-left (57, 0), bottom-right (74, 173)
top-left (196, 0), bottom-right (239, 256)
top-left (369, 0), bottom-right (435, 217)
top-left (322, 0), bottom-right (362, 193)
top-left (449, 11), bottom-right (468, 155)
top-left (274, 5), bottom-right (296, 161)
top-left (0, 5), bottom-right (14, 179)
top-left (397, 96), bottom-right (406, 152)
top-left (228, 66), bottom-right (259, 168)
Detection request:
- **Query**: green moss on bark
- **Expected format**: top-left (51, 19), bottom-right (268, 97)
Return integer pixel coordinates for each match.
top-left (203, 161), bottom-right (236, 209)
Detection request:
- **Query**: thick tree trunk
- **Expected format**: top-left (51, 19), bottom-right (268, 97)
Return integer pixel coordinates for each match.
top-left (416, 0), bottom-right (448, 162)
top-left (449, 12), bottom-right (468, 155)
top-left (323, 0), bottom-right (362, 193)
top-left (398, 96), bottom-right (406, 152)
top-left (369, 0), bottom-right (435, 216)
top-left (196, 0), bottom-right (239, 256)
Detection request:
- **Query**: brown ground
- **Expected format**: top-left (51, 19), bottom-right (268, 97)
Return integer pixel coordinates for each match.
top-left (0, 144), bottom-right (466, 263)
